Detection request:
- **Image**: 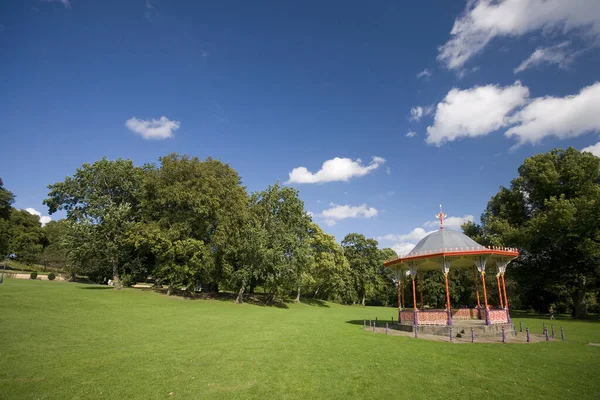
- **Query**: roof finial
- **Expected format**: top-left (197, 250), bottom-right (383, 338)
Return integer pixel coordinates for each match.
top-left (435, 204), bottom-right (447, 230)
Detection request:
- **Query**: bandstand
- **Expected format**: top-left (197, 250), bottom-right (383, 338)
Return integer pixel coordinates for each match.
top-left (384, 207), bottom-right (519, 338)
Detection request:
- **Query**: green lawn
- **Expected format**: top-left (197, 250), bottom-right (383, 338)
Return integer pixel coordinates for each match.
top-left (1, 280), bottom-right (599, 399)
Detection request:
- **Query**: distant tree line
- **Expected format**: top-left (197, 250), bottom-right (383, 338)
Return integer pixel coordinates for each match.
top-left (1, 148), bottom-right (598, 317)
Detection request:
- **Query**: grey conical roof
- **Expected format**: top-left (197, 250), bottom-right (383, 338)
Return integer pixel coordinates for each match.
top-left (407, 229), bottom-right (485, 256)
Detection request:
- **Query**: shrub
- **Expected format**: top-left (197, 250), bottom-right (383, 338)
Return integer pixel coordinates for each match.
top-left (30, 272), bottom-right (38, 280)
top-left (121, 274), bottom-right (136, 288)
top-left (48, 272), bottom-right (56, 281)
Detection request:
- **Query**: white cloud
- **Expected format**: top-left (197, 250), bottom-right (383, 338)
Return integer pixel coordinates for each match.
top-left (514, 41), bottom-right (579, 73)
top-left (287, 156), bottom-right (385, 184)
top-left (378, 215), bottom-right (474, 256)
top-left (417, 68), bottom-right (432, 79)
top-left (505, 82), bottom-right (600, 146)
top-left (438, 0), bottom-right (600, 70)
top-left (318, 203), bottom-right (378, 226)
top-left (125, 116), bottom-right (180, 140)
top-left (25, 208), bottom-right (52, 227)
top-left (423, 214), bottom-right (474, 230)
top-left (406, 131), bottom-right (417, 138)
top-left (43, 0), bottom-right (71, 9)
top-left (409, 106), bottom-right (433, 122)
top-left (426, 82), bottom-right (529, 146)
top-left (582, 142), bottom-right (600, 157)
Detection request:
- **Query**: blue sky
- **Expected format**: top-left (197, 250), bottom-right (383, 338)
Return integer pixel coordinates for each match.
top-left (2, 0), bottom-right (600, 255)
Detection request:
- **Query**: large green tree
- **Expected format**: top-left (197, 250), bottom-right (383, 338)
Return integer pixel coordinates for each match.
top-left (475, 148), bottom-right (600, 318)
top-left (304, 223), bottom-right (351, 302)
top-left (44, 157), bottom-right (144, 288)
top-left (0, 178), bottom-right (15, 257)
top-left (132, 154), bottom-right (248, 295)
top-left (342, 233), bottom-right (381, 306)
top-left (6, 209), bottom-right (47, 265)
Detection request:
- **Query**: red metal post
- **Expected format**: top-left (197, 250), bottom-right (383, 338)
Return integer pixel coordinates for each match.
top-left (501, 273), bottom-right (509, 309)
top-left (473, 267), bottom-right (481, 308)
top-left (496, 274), bottom-right (504, 309)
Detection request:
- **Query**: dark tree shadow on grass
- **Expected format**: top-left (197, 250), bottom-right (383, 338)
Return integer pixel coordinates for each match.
top-left (296, 298), bottom-right (330, 307)
top-left (79, 286), bottom-right (112, 290)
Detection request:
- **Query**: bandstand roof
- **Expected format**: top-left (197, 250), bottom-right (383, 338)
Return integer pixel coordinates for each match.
top-left (384, 207), bottom-right (519, 271)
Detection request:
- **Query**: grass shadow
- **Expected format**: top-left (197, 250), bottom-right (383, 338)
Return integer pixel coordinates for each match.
top-left (299, 298), bottom-right (330, 307)
top-left (79, 286), bottom-right (113, 290)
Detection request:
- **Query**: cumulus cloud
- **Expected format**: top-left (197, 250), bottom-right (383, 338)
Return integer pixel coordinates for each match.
top-left (317, 203), bottom-right (378, 226)
top-left (582, 142), bottom-right (600, 157)
top-left (378, 215), bottom-right (474, 256)
top-left (438, 0), bottom-right (600, 70)
top-left (514, 41), bottom-right (579, 73)
top-left (406, 131), bottom-right (416, 138)
top-left (287, 156), bottom-right (385, 184)
top-left (417, 68), bottom-right (432, 79)
top-left (25, 208), bottom-right (52, 227)
top-left (426, 82), bottom-right (529, 146)
top-left (42, 0), bottom-right (71, 9)
top-left (423, 214), bottom-right (474, 230)
top-left (125, 116), bottom-right (180, 140)
top-left (505, 82), bottom-right (600, 146)
top-left (409, 106), bottom-right (433, 122)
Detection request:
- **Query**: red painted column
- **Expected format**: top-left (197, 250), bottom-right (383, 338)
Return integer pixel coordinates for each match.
top-left (481, 271), bottom-right (490, 325)
top-left (444, 272), bottom-right (452, 326)
top-left (473, 267), bottom-right (481, 309)
top-left (501, 273), bottom-right (509, 309)
top-left (419, 270), bottom-right (424, 310)
top-left (412, 276), bottom-right (417, 310)
top-left (496, 274), bottom-right (504, 309)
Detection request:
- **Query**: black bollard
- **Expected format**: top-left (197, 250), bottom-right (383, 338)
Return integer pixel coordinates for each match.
top-left (391, 316), bottom-right (394, 323)
top-left (502, 327), bottom-right (506, 343)
top-left (545, 327), bottom-right (549, 342)
top-left (551, 325), bottom-right (555, 339)
top-left (449, 327), bottom-right (453, 342)
top-left (519, 321), bottom-right (523, 332)
top-left (471, 327), bottom-right (475, 343)
top-left (386, 322), bottom-right (389, 335)
top-left (526, 327), bottom-right (530, 343)
top-left (414, 326), bottom-right (418, 338)
top-left (373, 322), bottom-right (376, 333)
top-left (561, 326), bottom-right (565, 341)
top-left (363, 320), bottom-right (366, 330)
top-left (375, 317), bottom-right (378, 326)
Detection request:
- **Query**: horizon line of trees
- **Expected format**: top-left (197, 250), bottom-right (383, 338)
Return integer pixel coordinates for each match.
top-left (1, 147), bottom-right (599, 317)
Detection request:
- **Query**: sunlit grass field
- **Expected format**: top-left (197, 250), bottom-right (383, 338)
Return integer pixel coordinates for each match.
top-left (1, 279), bottom-right (599, 399)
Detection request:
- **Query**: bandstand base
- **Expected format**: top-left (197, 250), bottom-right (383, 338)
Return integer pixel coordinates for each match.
top-left (395, 320), bottom-right (516, 338)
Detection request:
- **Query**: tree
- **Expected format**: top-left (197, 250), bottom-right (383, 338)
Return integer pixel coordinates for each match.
top-left (133, 154), bottom-right (249, 295)
top-left (41, 220), bottom-right (69, 269)
top-left (7, 209), bottom-right (46, 265)
top-left (242, 184), bottom-right (311, 303)
top-left (305, 223), bottom-right (351, 301)
top-left (0, 178), bottom-right (15, 256)
top-left (342, 233), bottom-right (381, 306)
top-left (477, 148), bottom-right (600, 318)
top-left (44, 158), bottom-right (144, 288)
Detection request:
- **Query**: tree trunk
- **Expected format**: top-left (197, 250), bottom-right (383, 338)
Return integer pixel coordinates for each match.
top-left (571, 278), bottom-right (587, 319)
top-left (235, 278), bottom-right (247, 304)
top-left (361, 293), bottom-right (366, 306)
top-left (295, 285), bottom-right (301, 303)
top-left (112, 261), bottom-right (122, 290)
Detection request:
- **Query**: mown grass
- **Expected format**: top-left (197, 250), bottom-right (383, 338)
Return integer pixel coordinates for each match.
top-left (1, 279), bottom-right (599, 400)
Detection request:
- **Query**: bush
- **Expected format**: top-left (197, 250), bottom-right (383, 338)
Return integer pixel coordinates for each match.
top-left (121, 274), bottom-right (136, 288)
top-left (48, 272), bottom-right (56, 281)
top-left (30, 272), bottom-right (38, 280)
